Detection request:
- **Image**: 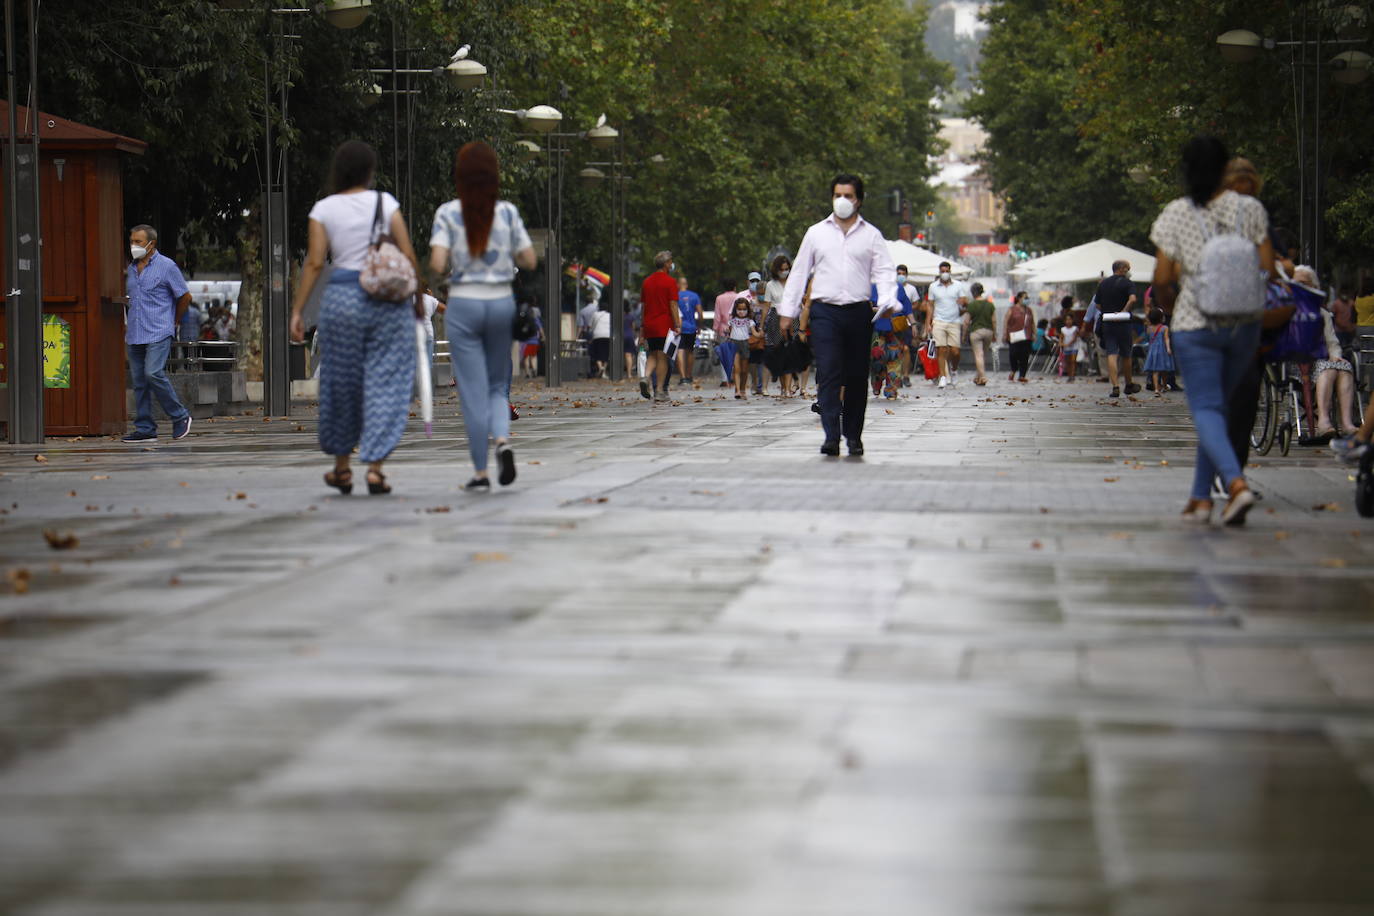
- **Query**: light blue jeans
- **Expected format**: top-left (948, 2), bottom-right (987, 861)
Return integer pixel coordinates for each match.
top-left (127, 336), bottom-right (188, 434)
top-left (1172, 320), bottom-right (1261, 500)
top-left (448, 293), bottom-right (515, 472)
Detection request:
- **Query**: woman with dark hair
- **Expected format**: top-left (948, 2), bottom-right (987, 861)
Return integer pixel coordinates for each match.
top-left (762, 253), bottom-right (796, 396)
top-left (1004, 290), bottom-right (1034, 382)
top-left (290, 139), bottom-right (422, 496)
top-left (429, 141), bottom-right (537, 491)
top-left (1150, 135), bottom-right (1275, 526)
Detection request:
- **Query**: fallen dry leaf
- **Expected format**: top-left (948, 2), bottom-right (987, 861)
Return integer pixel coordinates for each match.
top-left (235, 492), bottom-right (247, 500)
top-left (472, 551), bottom-right (510, 563)
top-left (1312, 502), bottom-right (1342, 512)
top-left (1319, 557), bottom-right (1347, 569)
top-left (1103, 477), bottom-right (1119, 483)
top-left (1274, 531), bottom-right (1290, 540)
top-left (91, 474), bottom-right (110, 481)
top-left (33, 454), bottom-right (47, 463)
top-left (42, 530), bottom-right (79, 550)
top-left (1030, 540), bottom-right (1043, 550)
top-left (424, 506), bottom-right (451, 514)
top-left (6, 567), bottom-right (32, 593)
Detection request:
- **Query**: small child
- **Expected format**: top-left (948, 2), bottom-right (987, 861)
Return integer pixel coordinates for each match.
top-left (728, 297), bottom-right (757, 400)
top-left (1059, 313), bottom-right (1079, 381)
top-left (1033, 318), bottom-right (1048, 354)
top-left (1142, 307), bottom-right (1174, 396)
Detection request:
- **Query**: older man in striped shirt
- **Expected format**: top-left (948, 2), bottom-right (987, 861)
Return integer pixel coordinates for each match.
top-left (123, 224), bottom-right (192, 442)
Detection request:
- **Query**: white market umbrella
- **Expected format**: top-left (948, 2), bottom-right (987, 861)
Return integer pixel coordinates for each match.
top-left (885, 239), bottom-right (974, 282)
top-left (1010, 238), bottom-right (1156, 284)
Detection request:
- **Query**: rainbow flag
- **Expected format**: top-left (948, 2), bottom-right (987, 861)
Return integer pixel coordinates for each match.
top-left (565, 263), bottom-right (610, 286)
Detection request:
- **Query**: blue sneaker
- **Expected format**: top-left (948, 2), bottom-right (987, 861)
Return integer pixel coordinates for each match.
top-left (121, 430), bottom-right (156, 442)
top-left (172, 416), bottom-right (192, 440)
top-left (1331, 436), bottom-right (1369, 465)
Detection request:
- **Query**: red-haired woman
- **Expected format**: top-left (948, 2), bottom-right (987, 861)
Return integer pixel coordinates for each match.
top-left (428, 142), bottom-right (537, 491)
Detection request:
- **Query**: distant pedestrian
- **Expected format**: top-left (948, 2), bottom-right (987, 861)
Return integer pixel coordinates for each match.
top-left (762, 254), bottom-right (794, 396)
top-left (638, 251), bottom-right (681, 402)
top-left (922, 260), bottom-right (968, 389)
top-left (178, 300), bottom-right (203, 345)
top-left (589, 302), bottom-right (610, 378)
top-left (1150, 135), bottom-right (1274, 525)
top-left (778, 172), bottom-right (897, 456)
top-left (1142, 307), bottom-right (1174, 396)
top-left (428, 140), bottom-right (537, 491)
top-left (1004, 291), bottom-right (1034, 383)
top-left (965, 282), bottom-right (996, 385)
top-left (1058, 312), bottom-right (1080, 381)
top-left (1093, 259), bottom-right (1140, 397)
top-left (123, 224), bottom-right (194, 442)
top-left (520, 306), bottom-right (544, 379)
top-left (727, 297), bottom-right (758, 400)
top-left (713, 278), bottom-right (742, 388)
top-left (676, 276), bottom-right (702, 386)
top-left (290, 140), bottom-right (422, 495)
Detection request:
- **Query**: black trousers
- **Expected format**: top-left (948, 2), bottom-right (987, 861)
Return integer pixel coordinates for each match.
top-left (1228, 358), bottom-right (1262, 467)
top-left (1009, 340), bottom-right (1032, 378)
top-left (811, 301), bottom-right (872, 443)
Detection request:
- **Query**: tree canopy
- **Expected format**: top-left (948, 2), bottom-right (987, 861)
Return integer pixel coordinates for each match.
top-left (22, 0), bottom-right (950, 288)
top-left (968, 0), bottom-right (1374, 279)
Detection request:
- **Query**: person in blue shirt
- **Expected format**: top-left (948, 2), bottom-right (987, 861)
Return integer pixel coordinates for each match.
top-left (676, 276), bottom-right (702, 386)
top-left (894, 265), bottom-right (915, 385)
top-left (123, 224), bottom-right (193, 442)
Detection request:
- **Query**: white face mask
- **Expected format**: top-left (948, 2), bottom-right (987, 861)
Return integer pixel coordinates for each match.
top-left (130, 245), bottom-right (149, 261)
top-left (779, 269), bottom-right (791, 280)
top-left (832, 196), bottom-right (856, 220)
top-left (939, 270), bottom-right (951, 281)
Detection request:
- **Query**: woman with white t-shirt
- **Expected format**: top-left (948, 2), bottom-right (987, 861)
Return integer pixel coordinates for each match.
top-left (1150, 135), bottom-right (1275, 526)
top-left (429, 142), bottom-right (537, 492)
top-left (290, 140), bottom-right (423, 496)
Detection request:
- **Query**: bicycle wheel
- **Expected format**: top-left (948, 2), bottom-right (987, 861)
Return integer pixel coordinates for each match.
top-left (1251, 375), bottom-right (1277, 455)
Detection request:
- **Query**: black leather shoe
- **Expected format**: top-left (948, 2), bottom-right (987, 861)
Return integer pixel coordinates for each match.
top-left (847, 439), bottom-right (864, 456)
top-left (820, 440), bottom-right (840, 456)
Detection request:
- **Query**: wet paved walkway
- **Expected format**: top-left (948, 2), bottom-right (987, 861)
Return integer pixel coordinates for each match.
top-left (2, 374), bottom-right (1373, 915)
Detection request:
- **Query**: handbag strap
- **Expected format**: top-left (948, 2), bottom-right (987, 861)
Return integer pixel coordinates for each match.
top-left (369, 190), bottom-right (385, 248)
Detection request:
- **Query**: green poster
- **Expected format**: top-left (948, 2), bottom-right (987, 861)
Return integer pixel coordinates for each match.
top-left (43, 314), bottom-right (71, 389)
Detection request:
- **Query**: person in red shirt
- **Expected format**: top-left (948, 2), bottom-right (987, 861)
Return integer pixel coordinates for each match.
top-left (639, 250), bottom-right (681, 401)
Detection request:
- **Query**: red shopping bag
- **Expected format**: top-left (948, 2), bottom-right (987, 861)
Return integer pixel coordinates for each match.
top-left (918, 339), bottom-right (939, 380)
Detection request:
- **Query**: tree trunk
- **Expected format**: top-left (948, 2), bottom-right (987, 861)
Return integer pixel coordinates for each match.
top-left (236, 202), bottom-right (264, 382)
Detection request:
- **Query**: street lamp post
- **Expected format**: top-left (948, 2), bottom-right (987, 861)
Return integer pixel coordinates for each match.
top-left (585, 118), bottom-right (625, 381)
top-left (220, 0), bottom-right (372, 418)
top-left (1216, 16), bottom-right (1369, 275)
top-left (3, 0), bottom-right (43, 443)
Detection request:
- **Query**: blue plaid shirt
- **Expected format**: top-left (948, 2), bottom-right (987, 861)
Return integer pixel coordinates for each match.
top-left (126, 251), bottom-right (188, 345)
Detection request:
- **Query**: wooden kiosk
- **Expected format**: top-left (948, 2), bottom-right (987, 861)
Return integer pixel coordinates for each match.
top-left (1, 103), bottom-right (146, 436)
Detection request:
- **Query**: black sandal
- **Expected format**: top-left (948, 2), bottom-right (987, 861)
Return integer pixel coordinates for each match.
top-left (324, 468), bottom-right (353, 495)
top-left (366, 469), bottom-right (391, 495)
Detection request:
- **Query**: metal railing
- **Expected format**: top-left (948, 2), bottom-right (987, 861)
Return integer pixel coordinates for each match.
top-left (168, 340), bottom-right (239, 373)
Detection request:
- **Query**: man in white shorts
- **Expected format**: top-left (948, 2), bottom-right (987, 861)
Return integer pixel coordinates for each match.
top-left (922, 260), bottom-right (968, 389)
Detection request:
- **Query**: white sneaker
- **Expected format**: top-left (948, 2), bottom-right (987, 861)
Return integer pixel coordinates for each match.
top-left (938, 376), bottom-right (948, 389)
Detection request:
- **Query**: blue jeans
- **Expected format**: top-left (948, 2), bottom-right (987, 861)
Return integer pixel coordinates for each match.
top-left (1172, 321), bottom-right (1261, 500)
top-left (448, 294), bottom-right (515, 472)
top-left (127, 336), bottom-right (188, 434)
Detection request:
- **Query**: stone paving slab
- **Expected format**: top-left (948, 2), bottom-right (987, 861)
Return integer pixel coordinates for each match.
top-left (1, 374), bottom-right (1372, 914)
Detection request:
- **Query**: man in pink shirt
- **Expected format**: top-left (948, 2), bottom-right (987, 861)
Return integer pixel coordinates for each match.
top-left (778, 173), bottom-right (896, 456)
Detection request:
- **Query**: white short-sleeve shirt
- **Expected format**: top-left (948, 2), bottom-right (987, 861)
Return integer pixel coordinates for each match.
top-left (307, 190), bottom-right (400, 271)
top-left (1149, 190), bottom-right (1269, 332)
